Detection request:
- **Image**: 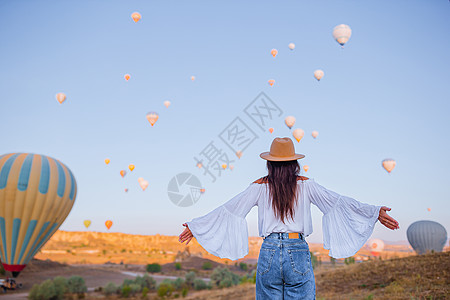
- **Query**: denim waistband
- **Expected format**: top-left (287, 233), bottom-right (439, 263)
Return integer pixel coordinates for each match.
top-left (263, 232), bottom-right (304, 240)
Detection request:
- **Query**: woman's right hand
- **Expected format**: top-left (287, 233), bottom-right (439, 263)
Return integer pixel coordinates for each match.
top-left (378, 206), bottom-right (399, 230)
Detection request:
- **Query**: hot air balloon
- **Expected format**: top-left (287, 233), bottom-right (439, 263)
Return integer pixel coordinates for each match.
top-left (270, 49), bottom-right (278, 57)
top-left (120, 170), bottom-right (126, 178)
top-left (285, 116), bottom-right (296, 129)
top-left (191, 76), bottom-right (196, 81)
top-left (0, 153), bottom-right (77, 277)
top-left (56, 93), bottom-right (66, 104)
top-left (333, 24), bottom-right (352, 48)
top-left (229, 165), bottom-right (234, 171)
top-left (368, 238), bottom-right (385, 256)
top-left (164, 101), bottom-right (171, 108)
top-left (268, 79), bottom-right (275, 86)
top-left (314, 70), bottom-right (324, 81)
top-left (427, 208), bottom-right (431, 212)
top-left (221, 164), bottom-right (227, 169)
top-left (200, 188), bottom-right (206, 194)
top-left (105, 220), bottom-right (113, 230)
top-left (131, 12), bottom-right (141, 23)
top-left (146, 112), bottom-right (159, 126)
top-left (303, 165), bottom-right (309, 172)
top-left (83, 220), bottom-right (91, 229)
top-left (407, 220), bottom-right (447, 254)
top-left (196, 162), bottom-right (202, 168)
top-left (293, 128), bottom-right (305, 142)
top-left (288, 43), bottom-right (295, 50)
top-left (125, 188), bottom-right (128, 193)
top-left (382, 159), bottom-right (396, 173)
top-left (311, 131), bottom-right (319, 139)
top-left (124, 74), bottom-right (131, 81)
top-left (104, 159), bottom-right (110, 165)
top-left (236, 151), bottom-right (243, 159)
top-left (128, 164), bottom-right (135, 172)
top-left (269, 128), bottom-right (274, 133)
top-left (138, 177), bottom-right (149, 191)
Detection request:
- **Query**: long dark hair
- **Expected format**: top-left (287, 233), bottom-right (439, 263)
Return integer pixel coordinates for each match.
top-left (262, 160), bottom-right (300, 224)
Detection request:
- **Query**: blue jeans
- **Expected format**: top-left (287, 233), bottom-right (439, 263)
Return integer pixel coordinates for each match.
top-left (256, 232), bottom-right (316, 299)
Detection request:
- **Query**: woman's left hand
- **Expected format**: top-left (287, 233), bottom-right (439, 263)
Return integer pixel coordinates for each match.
top-left (179, 223), bottom-right (194, 245)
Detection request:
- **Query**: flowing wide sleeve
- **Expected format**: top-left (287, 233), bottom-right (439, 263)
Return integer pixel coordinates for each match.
top-left (185, 183), bottom-right (260, 261)
top-left (305, 179), bottom-right (382, 259)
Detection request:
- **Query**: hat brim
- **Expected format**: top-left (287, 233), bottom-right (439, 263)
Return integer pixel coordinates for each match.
top-left (260, 152), bottom-right (305, 161)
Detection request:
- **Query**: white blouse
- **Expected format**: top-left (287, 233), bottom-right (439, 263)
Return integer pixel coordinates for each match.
top-left (185, 178), bottom-right (381, 260)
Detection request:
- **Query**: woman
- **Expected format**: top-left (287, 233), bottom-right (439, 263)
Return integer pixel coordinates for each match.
top-left (178, 137), bottom-right (399, 299)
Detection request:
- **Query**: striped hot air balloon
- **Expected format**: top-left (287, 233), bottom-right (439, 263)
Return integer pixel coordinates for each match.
top-left (0, 153), bottom-right (77, 277)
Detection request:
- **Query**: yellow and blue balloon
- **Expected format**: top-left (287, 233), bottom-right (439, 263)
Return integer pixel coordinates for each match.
top-left (0, 153), bottom-right (77, 277)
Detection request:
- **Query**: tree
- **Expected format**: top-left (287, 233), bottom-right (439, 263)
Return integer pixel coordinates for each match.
top-left (67, 276), bottom-right (87, 295)
top-left (146, 263), bottom-right (161, 273)
top-left (239, 262), bottom-right (248, 271)
top-left (53, 276), bottom-right (68, 299)
top-left (185, 271), bottom-right (196, 288)
top-left (175, 262), bottom-right (182, 270)
top-left (202, 261), bottom-right (213, 270)
top-left (210, 267), bottom-right (240, 288)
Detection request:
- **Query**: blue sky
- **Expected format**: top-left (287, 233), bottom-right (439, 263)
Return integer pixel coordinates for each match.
top-left (0, 0), bottom-right (449, 244)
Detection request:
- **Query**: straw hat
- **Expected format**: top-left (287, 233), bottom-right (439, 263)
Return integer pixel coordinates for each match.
top-left (260, 137), bottom-right (305, 161)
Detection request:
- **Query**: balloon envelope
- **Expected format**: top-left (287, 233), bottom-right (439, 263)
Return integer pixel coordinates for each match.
top-left (268, 79), bottom-right (275, 86)
top-left (104, 159), bottom-right (110, 165)
top-left (285, 116), bottom-right (296, 129)
top-left (293, 128), bottom-right (305, 142)
top-left (164, 101), bottom-right (171, 108)
top-left (368, 238), bottom-right (385, 256)
top-left (236, 151), bottom-right (243, 159)
top-left (191, 76), bottom-right (195, 81)
top-left (407, 220), bottom-right (447, 254)
top-left (105, 220), bottom-right (113, 230)
top-left (333, 24), bottom-right (352, 47)
top-left (83, 220), bottom-right (91, 229)
top-left (131, 12), bottom-right (141, 22)
top-left (128, 164), bottom-right (135, 172)
top-left (120, 170), bottom-right (126, 178)
top-left (314, 70), bottom-right (324, 81)
top-left (146, 112), bottom-right (159, 126)
top-left (288, 43), bottom-right (295, 50)
top-left (138, 177), bottom-right (149, 191)
top-left (382, 159), bottom-right (396, 173)
top-left (270, 49), bottom-right (278, 57)
top-left (0, 153), bottom-right (77, 277)
top-left (56, 93), bottom-right (66, 104)
top-left (124, 74), bottom-right (130, 81)
top-left (269, 128), bottom-right (274, 134)
top-left (311, 131), bottom-right (319, 139)
top-left (303, 165), bottom-right (309, 172)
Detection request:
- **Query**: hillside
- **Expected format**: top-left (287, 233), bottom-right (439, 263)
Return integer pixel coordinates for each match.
top-left (35, 231), bottom-right (416, 266)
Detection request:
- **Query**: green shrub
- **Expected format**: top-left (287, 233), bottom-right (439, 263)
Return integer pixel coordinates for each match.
top-left (122, 285), bottom-right (131, 298)
top-left (135, 274), bottom-right (156, 290)
top-left (210, 266), bottom-right (240, 288)
top-left (239, 262), bottom-right (248, 271)
top-left (142, 287), bottom-right (149, 298)
top-left (67, 276), bottom-right (87, 294)
top-left (157, 282), bottom-right (174, 297)
top-left (185, 271), bottom-right (196, 287)
top-left (129, 283), bottom-right (141, 295)
top-left (146, 263), bottom-right (161, 273)
top-left (53, 276), bottom-right (68, 299)
top-left (104, 282), bottom-right (118, 295)
top-left (29, 279), bottom-right (56, 300)
top-left (175, 262), bottom-right (182, 270)
top-left (310, 252), bottom-right (318, 269)
top-left (181, 287), bottom-right (188, 297)
top-left (193, 279), bottom-right (208, 290)
top-left (173, 277), bottom-right (185, 290)
top-left (202, 261), bottom-right (213, 270)
top-left (344, 256), bottom-right (355, 265)
top-left (240, 275), bottom-right (249, 284)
